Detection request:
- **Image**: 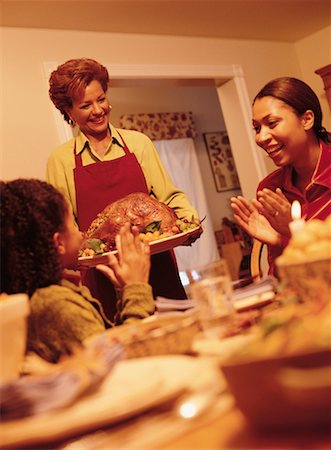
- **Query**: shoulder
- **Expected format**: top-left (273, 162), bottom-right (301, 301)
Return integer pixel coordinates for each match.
top-left (321, 140), bottom-right (331, 161)
top-left (314, 141), bottom-right (331, 185)
top-left (31, 283), bottom-right (69, 301)
top-left (28, 283), bottom-right (104, 362)
top-left (257, 167), bottom-right (286, 191)
top-left (116, 128), bottom-right (154, 147)
top-left (48, 138), bottom-right (76, 161)
top-left (30, 283), bottom-right (87, 314)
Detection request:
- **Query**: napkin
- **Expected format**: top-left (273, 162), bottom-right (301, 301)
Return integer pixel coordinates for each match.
top-left (155, 276), bottom-right (276, 316)
top-left (233, 276), bottom-right (276, 302)
top-left (0, 337), bottom-right (125, 421)
top-left (155, 297), bottom-right (196, 313)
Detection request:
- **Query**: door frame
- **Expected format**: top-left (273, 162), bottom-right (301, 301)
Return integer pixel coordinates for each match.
top-left (43, 62), bottom-right (267, 199)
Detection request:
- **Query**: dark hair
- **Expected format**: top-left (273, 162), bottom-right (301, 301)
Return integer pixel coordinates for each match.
top-left (253, 77), bottom-right (330, 143)
top-left (0, 179), bottom-right (68, 296)
top-left (49, 58), bottom-right (109, 124)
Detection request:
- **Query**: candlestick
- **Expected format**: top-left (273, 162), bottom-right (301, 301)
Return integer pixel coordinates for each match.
top-left (289, 200), bottom-right (305, 236)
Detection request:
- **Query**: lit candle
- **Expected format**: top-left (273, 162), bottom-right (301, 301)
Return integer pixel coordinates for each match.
top-left (289, 200), bottom-right (305, 236)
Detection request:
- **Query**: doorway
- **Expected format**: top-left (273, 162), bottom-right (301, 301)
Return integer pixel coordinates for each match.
top-left (44, 62), bottom-right (267, 199)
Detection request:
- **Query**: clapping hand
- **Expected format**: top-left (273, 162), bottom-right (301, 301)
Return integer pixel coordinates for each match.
top-left (255, 188), bottom-right (292, 237)
top-left (96, 223), bottom-right (151, 288)
top-left (230, 196), bottom-right (281, 246)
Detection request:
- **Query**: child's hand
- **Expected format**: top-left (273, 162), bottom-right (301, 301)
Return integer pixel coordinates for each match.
top-left (95, 223), bottom-right (151, 288)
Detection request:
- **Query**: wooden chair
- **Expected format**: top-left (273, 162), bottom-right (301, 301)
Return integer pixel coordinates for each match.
top-left (221, 241), bottom-right (243, 281)
top-left (250, 239), bottom-right (264, 280)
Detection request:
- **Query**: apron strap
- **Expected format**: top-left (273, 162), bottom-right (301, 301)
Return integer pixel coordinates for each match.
top-left (74, 139), bottom-right (84, 168)
top-left (116, 131), bottom-right (131, 155)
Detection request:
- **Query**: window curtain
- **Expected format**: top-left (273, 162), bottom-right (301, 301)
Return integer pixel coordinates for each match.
top-left (119, 111), bottom-right (197, 140)
top-left (153, 138), bottom-right (219, 272)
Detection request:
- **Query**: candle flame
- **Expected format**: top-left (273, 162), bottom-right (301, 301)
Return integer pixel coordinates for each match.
top-left (291, 200), bottom-right (301, 220)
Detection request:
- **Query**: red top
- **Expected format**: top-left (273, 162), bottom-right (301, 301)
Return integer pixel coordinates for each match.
top-left (257, 140), bottom-right (331, 274)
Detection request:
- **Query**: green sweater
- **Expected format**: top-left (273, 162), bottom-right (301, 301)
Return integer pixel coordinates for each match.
top-left (27, 279), bottom-right (155, 363)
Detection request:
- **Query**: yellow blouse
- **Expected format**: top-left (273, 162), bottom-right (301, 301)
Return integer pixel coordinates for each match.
top-left (46, 123), bottom-right (199, 223)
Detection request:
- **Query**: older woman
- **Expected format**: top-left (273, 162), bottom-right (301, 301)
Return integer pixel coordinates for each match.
top-left (231, 77), bottom-right (331, 274)
top-left (47, 58), bottom-right (200, 319)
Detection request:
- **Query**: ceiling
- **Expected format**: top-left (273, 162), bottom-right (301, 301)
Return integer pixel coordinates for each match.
top-left (1, 0), bottom-right (330, 43)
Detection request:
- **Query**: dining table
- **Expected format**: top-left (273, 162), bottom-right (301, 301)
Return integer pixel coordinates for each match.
top-left (53, 374), bottom-right (330, 450)
top-left (8, 358), bottom-right (328, 450)
top-left (1, 279), bottom-right (330, 450)
top-left (37, 352), bottom-right (330, 450)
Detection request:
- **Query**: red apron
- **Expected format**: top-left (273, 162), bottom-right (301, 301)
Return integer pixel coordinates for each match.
top-left (74, 132), bottom-right (187, 320)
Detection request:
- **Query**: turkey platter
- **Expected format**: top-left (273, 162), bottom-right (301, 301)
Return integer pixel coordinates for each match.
top-left (80, 192), bottom-right (200, 256)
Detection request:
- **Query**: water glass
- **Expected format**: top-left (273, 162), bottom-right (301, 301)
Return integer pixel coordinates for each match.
top-left (189, 275), bottom-right (235, 336)
top-left (185, 259), bottom-right (231, 285)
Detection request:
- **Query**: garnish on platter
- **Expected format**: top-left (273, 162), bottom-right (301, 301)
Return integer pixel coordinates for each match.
top-left (138, 218), bottom-right (200, 243)
top-left (80, 238), bottom-right (106, 257)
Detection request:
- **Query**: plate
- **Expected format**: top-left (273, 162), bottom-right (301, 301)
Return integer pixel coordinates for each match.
top-left (0, 354), bottom-right (219, 449)
top-left (78, 226), bottom-right (202, 267)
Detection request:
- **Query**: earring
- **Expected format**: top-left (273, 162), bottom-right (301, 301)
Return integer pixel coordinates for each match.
top-left (68, 118), bottom-right (75, 126)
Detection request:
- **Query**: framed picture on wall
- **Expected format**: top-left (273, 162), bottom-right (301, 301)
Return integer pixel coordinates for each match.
top-left (203, 131), bottom-right (240, 192)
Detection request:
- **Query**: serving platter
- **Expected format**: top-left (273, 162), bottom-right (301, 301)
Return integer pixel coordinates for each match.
top-left (78, 226), bottom-right (202, 268)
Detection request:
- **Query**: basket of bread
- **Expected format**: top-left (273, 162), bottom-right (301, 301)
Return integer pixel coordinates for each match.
top-left (276, 215), bottom-right (331, 304)
top-left (86, 312), bottom-right (202, 359)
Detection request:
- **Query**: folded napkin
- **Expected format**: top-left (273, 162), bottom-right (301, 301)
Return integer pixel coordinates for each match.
top-left (233, 276), bottom-right (276, 302)
top-left (0, 336), bottom-right (125, 421)
top-left (155, 296), bottom-right (196, 313)
top-left (155, 276), bottom-right (276, 314)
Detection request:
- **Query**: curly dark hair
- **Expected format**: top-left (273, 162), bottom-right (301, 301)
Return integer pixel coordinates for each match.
top-left (0, 179), bottom-right (68, 296)
top-left (49, 58), bottom-right (109, 124)
top-left (253, 77), bottom-right (331, 143)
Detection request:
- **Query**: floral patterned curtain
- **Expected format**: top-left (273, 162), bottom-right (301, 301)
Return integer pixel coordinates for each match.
top-left (118, 111), bottom-right (197, 141)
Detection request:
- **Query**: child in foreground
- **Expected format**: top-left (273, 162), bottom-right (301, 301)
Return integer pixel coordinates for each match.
top-left (0, 179), bottom-right (155, 363)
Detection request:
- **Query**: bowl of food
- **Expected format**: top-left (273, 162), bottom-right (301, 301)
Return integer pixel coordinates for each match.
top-left (220, 300), bottom-right (331, 429)
top-left (221, 348), bottom-right (331, 430)
top-left (276, 216), bottom-right (331, 304)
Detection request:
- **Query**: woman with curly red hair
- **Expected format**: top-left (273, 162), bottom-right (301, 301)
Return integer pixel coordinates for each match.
top-left (47, 58), bottom-right (200, 319)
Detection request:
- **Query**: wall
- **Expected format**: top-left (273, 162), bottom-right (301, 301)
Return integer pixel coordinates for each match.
top-left (1, 26), bottom-right (300, 182)
top-left (295, 26), bottom-right (331, 129)
top-left (1, 25), bottom-right (329, 183)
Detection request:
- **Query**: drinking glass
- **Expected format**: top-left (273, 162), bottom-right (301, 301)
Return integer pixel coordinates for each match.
top-left (185, 259), bottom-right (231, 285)
top-left (189, 274), bottom-right (235, 336)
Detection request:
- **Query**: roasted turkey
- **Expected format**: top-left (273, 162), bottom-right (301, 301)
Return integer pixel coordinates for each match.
top-left (83, 192), bottom-right (179, 251)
